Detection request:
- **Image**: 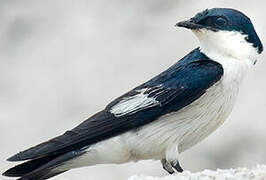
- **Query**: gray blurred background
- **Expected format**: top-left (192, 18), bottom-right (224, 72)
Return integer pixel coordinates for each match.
top-left (1, 0), bottom-right (266, 179)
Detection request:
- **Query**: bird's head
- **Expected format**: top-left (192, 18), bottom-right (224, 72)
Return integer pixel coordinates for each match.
top-left (177, 8), bottom-right (263, 65)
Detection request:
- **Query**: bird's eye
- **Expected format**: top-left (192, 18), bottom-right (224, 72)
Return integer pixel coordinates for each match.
top-left (215, 17), bottom-right (227, 26)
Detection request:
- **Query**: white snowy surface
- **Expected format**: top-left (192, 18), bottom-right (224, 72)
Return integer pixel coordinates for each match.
top-left (128, 165), bottom-right (266, 180)
top-left (2, 1), bottom-right (266, 180)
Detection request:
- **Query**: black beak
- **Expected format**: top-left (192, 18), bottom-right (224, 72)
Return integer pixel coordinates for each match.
top-left (176, 19), bottom-right (218, 32)
top-left (175, 19), bottom-right (203, 30)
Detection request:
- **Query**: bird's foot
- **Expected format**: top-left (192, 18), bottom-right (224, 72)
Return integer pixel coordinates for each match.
top-left (161, 158), bottom-right (175, 174)
top-left (170, 160), bottom-right (183, 173)
top-left (161, 158), bottom-right (183, 174)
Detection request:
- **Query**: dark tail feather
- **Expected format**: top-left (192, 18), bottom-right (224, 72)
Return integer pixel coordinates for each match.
top-left (3, 154), bottom-right (61, 177)
top-left (3, 149), bottom-right (85, 180)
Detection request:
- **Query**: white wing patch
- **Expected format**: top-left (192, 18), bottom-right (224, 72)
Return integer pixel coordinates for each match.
top-left (110, 88), bottom-right (161, 117)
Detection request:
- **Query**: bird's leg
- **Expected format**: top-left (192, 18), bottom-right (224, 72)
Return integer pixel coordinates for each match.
top-left (165, 144), bottom-right (183, 173)
top-left (170, 159), bottom-right (183, 173)
top-left (161, 158), bottom-right (174, 174)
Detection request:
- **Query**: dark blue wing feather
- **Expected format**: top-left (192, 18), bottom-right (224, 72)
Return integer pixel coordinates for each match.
top-left (7, 48), bottom-right (223, 163)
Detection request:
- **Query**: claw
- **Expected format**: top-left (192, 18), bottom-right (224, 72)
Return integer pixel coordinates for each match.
top-left (170, 160), bottom-right (183, 173)
top-left (161, 159), bottom-right (175, 174)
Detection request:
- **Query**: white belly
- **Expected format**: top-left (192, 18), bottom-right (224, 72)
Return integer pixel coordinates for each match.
top-left (121, 56), bottom-right (249, 161)
top-left (121, 78), bottom-right (238, 160)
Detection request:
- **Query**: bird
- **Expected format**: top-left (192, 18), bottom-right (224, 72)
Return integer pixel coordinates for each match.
top-left (3, 8), bottom-right (263, 180)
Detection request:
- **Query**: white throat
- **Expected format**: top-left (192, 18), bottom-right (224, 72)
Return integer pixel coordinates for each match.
top-left (193, 29), bottom-right (259, 67)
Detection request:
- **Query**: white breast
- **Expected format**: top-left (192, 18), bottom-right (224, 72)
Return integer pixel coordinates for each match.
top-left (121, 53), bottom-right (251, 161)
